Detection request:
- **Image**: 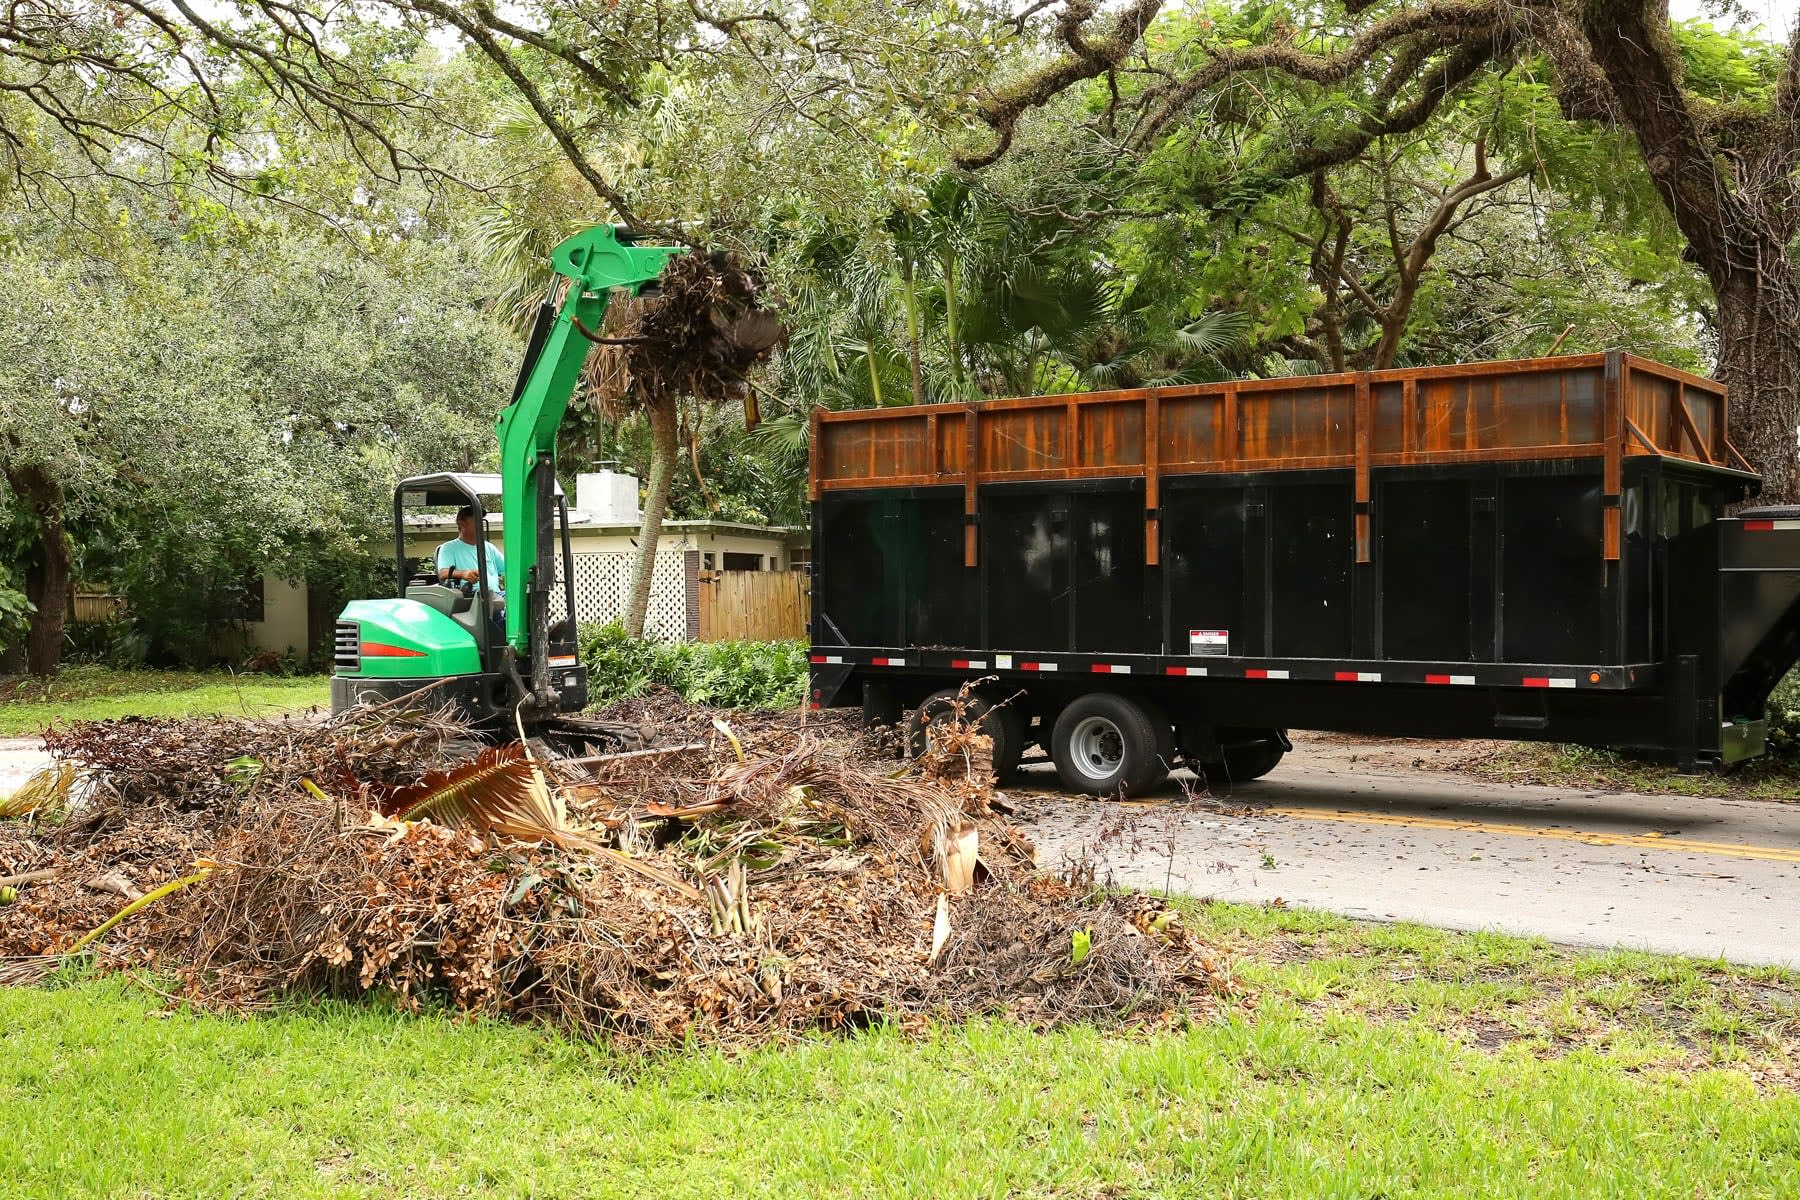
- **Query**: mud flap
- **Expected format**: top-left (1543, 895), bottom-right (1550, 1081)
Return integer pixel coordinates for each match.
top-left (809, 660), bottom-right (857, 710)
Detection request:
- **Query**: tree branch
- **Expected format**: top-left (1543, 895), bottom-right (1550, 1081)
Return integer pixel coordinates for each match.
top-left (955, 0), bottom-right (1165, 169)
top-left (1127, 3), bottom-right (1510, 153)
top-left (1570, 0), bottom-right (1740, 282)
top-left (407, 0), bottom-right (641, 227)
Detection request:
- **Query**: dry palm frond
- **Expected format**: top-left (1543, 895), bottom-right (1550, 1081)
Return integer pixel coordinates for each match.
top-left (381, 744), bottom-right (577, 846)
top-left (378, 745), bottom-right (702, 898)
top-left (0, 955), bottom-right (60, 986)
top-left (0, 763), bottom-right (76, 819)
top-left (936, 818), bottom-right (980, 894)
top-left (929, 894), bottom-right (951, 965)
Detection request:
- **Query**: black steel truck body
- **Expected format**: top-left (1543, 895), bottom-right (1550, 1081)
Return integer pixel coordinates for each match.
top-left (807, 353), bottom-right (1800, 793)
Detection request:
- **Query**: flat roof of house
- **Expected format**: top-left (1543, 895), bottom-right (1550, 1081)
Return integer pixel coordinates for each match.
top-left (405, 515), bottom-right (804, 538)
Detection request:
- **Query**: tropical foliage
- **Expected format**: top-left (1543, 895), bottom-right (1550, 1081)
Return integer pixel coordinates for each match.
top-left (1, 2), bottom-right (1791, 670)
top-left (578, 623), bottom-right (806, 711)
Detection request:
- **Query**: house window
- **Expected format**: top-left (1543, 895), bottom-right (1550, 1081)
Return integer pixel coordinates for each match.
top-left (702, 553), bottom-right (716, 570)
top-left (722, 552), bottom-right (761, 571)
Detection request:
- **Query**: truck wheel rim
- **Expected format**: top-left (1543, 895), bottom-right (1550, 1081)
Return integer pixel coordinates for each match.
top-left (1069, 716), bottom-right (1126, 782)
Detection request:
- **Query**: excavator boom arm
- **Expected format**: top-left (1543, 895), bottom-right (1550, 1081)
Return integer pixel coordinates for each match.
top-left (494, 225), bottom-right (682, 707)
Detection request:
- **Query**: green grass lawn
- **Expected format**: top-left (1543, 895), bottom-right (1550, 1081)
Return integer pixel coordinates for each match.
top-left (3, 904), bottom-right (1795, 1199)
top-left (0, 667), bottom-right (327, 735)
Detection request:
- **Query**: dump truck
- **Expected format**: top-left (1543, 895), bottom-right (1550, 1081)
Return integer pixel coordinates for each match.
top-left (806, 352), bottom-right (1800, 795)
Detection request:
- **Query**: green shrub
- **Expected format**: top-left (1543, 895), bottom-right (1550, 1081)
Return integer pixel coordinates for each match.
top-left (577, 621), bottom-right (662, 702)
top-left (1764, 670), bottom-right (1800, 761)
top-left (577, 623), bottom-right (806, 711)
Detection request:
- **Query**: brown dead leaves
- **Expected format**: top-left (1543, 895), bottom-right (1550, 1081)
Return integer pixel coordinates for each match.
top-left (1, 693), bottom-right (1233, 1050)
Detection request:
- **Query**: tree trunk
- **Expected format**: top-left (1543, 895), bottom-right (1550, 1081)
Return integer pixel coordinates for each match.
top-left (623, 398), bottom-right (679, 639)
top-left (1715, 270), bottom-right (1800, 504)
top-left (4, 463), bottom-right (72, 676)
top-left (900, 256), bottom-right (925, 406)
top-left (940, 251), bottom-right (964, 392)
top-left (1571, 2), bottom-right (1800, 500)
top-left (864, 341), bottom-right (884, 406)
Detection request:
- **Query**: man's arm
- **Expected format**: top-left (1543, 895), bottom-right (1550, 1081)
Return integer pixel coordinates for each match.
top-left (436, 542), bottom-right (472, 583)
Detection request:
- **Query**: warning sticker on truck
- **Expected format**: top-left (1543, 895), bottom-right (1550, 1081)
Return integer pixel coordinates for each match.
top-left (1189, 629), bottom-right (1229, 656)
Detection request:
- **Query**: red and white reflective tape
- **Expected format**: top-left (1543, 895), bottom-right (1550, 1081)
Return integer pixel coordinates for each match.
top-left (1164, 665), bottom-right (1209, 677)
top-left (871, 656), bottom-right (906, 667)
top-left (810, 654), bottom-right (844, 665)
top-left (950, 658), bottom-right (988, 670)
top-left (1090, 664), bottom-right (1133, 675)
top-left (1743, 519), bottom-right (1800, 531)
top-left (1244, 668), bottom-right (1290, 680)
top-left (1523, 676), bottom-right (1577, 689)
top-left (1425, 673), bottom-right (1476, 686)
top-left (1020, 661), bottom-right (1058, 672)
top-left (1334, 671), bottom-right (1382, 682)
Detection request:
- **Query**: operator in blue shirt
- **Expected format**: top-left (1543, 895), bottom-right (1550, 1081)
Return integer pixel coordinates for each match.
top-left (437, 505), bottom-right (508, 645)
top-left (434, 503), bottom-right (576, 647)
top-left (436, 505), bottom-right (506, 597)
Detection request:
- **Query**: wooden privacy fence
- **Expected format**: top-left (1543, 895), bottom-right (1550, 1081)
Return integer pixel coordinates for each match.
top-left (71, 592), bottom-right (128, 624)
top-left (696, 570), bottom-right (810, 642)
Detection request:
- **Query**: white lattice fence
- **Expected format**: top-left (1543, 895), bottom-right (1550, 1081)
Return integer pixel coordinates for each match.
top-left (558, 550), bottom-right (693, 640)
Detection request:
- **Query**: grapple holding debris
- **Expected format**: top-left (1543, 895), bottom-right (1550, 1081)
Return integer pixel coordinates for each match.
top-left (0, 694), bottom-right (1234, 1048)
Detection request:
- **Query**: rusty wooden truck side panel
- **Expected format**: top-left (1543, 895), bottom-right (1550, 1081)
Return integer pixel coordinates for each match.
top-left (812, 352), bottom-right (1742, 569)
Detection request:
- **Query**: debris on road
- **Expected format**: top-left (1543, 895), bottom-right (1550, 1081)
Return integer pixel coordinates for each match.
top-left (0, 693), bottom-right (1232, 1049)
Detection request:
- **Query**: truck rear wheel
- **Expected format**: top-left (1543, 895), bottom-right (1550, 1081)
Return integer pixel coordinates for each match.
top-left (1195, 731), bottom-right (1287, 788)
top-left (906, 689), bottom-right (1026, 781)
top-left (1050, 693), bottom-right (1174, 797)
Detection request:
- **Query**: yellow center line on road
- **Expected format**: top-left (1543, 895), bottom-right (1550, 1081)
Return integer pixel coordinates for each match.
top-left (1262, 806), bottom-right (1800, 865)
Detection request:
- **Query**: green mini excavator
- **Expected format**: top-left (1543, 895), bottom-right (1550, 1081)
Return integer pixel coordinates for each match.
top-left (329, 225), bottom-right (683, 729)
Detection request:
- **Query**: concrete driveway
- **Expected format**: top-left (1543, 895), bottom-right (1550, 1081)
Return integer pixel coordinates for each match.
top-left (1014, 736), bottom-right (1800, 969)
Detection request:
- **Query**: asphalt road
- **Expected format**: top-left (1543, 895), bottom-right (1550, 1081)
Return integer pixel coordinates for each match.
top-left (1013, 735), bottom-right (1800, 969)
top-left (7, 730), bottom-right (1798, 967)
top-left (0, 737), bottom-right (49, 800)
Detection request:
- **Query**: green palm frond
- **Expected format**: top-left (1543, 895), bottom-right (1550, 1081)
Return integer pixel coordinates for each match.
top-left (1082, 358), bottom-right (1126, 387)
top-left (1174, 309), bottom-right (1253, 356)
top-left (1256, 353), bottom-right (1327, 378)
top-left (468, 204), bottom-right (565, 331)
top-left (750, 410), bottom-right (811, 458)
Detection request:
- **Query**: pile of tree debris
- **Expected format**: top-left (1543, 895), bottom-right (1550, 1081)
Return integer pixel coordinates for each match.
top-left (0, 693), bottom-right (1234, 1049)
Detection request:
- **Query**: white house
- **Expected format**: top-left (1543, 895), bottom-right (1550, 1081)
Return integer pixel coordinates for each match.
top-left (240, 470), bottom-right (805, 657)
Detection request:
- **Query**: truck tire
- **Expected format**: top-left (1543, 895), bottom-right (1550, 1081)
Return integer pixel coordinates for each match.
top-left (1195, 730), bottom-right (1287, 789)
top-left (1050, 693), bottom-right (1174, 797)
top-left (906, 689), bottom-right (1026, 781)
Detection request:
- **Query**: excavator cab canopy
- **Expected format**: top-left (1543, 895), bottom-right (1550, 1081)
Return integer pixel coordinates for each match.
top-left (387, 472), bottom-right (576, 677)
